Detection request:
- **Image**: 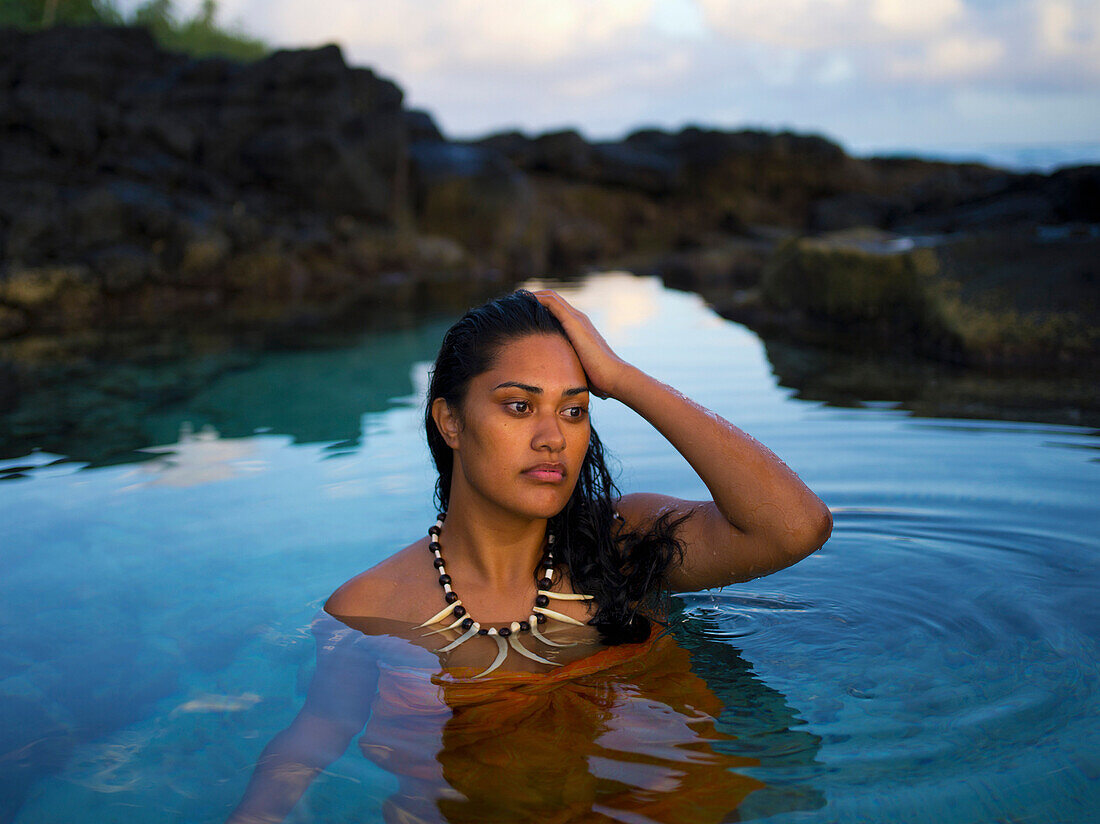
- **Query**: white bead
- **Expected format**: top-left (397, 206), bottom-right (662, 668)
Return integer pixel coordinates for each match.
top-left (487, 627), bottom-right (498, 636)
top-left (510, 621), bottom-right (521, 633)
top-left (443, 584), bottom-right (452, 593)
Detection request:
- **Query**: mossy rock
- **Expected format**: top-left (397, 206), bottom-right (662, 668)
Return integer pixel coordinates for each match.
top-left (419, 177), bottom-right (525, 254)
top-left (0, 305), bottom-right (29, 339)
top-left (762, 235), bottom-right (941, 323)
top-left (758, 230), bottom-right (1099, 369)
top-left (222, 250), bottom-right (294, 295)
top-left (1, 265), bottom-right (92, 308)
top-left (0, 265), bottom-right (104, 329)
top-left (178, 231), bottom-right (232, 283)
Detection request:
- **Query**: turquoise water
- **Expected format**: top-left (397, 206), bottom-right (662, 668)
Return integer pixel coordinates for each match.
top-left (1, 273), bottom-right (1097, 822)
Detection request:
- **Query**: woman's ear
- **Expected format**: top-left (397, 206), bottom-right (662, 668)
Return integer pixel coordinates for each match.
top-left (431, 397), bottom-right (461, 449)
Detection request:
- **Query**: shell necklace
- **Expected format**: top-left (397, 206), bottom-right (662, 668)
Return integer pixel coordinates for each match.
top-left (417, 512), bottom-right (594, 677)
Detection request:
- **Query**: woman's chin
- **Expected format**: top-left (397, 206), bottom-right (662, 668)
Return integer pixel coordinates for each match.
top-left (513, 491), bottom-right (574, 521)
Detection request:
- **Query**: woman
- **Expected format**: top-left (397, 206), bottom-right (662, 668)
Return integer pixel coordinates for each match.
top-left (229, 288), bottom-right (831, 823)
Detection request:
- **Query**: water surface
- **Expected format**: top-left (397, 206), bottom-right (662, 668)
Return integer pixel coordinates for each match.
top-left (1, 273), bottom-right (1096, 822)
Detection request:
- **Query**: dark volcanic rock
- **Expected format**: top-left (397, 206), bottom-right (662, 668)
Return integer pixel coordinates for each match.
top-left (0, 26), bottom-right (416, 336)
top-left (710, 227), bottom-right (1100, 371)
top-left (1, 24), bottom-right (1096, 377)
top-left (476, 128), bottom-right (678, 193)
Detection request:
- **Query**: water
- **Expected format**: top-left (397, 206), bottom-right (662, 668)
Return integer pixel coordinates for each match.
top-left (851, 140), bottom-right (1100, 173)
top-left (1, 273), bottom-right (1097, 822)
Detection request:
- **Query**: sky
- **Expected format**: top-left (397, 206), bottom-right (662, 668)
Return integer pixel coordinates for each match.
top-left (119, 0), bottom-right (1100, 159)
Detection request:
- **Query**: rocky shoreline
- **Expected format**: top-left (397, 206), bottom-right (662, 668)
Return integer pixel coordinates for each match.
top-left (1, 26), bottom-right (1097, 372)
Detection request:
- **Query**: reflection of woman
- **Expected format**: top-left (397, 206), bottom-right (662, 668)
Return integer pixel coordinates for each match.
top-left (229, 290), bottom-right (831, 823)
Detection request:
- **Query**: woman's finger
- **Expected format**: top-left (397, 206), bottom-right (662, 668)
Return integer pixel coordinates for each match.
top-left (532, 289), bottom-right (623, 399)
top-left (533, 289), bottom-right (577, 321)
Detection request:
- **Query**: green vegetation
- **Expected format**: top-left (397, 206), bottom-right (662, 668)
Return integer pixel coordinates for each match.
top-left (760, 232), bottom-right (1098, 367)
top-left (0, 0), bottom-right (267, 60)
top-left (762, 235), bottom-right (942, 325)
top-left (0, 0), bottom-right (121, 27)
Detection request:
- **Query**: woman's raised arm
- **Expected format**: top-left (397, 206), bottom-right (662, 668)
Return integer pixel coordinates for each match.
top-left (534, 289), bottom-right (832, 592)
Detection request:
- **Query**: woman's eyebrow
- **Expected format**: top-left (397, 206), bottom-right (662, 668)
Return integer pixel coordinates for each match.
top-left (493, 381), bottom-right (541, 393)
top-left (492, 381), bottom-right (589, 396)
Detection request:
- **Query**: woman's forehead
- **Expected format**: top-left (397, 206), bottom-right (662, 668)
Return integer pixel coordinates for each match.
top-left (481, 334), bottom-right (587, 387)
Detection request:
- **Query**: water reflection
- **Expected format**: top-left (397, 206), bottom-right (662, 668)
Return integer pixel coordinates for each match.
top-left (2, 272), bottom-right (1096, 474)
top-left (2, 273), bottom-right (1096, 823)
top-left (231, 614), bottom-right (822, 823)
top-left (123, 423), bottom-right (264, 488)
top-left (763, 338), bottom-right (1100, 427)
top-left (670, 603), bottom-right (826, 820)
top-left (0, 319), bottom-right (450, 467)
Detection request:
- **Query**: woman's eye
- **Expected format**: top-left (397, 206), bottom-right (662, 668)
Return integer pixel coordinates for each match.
top-left (564, 406), bottom-right (588, 419)
top-left (506, 401), bottom-right (530, 414)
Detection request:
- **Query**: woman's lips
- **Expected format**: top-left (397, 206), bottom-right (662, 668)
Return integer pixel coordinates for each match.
top-left (522, 463), bottom-right (566, 482)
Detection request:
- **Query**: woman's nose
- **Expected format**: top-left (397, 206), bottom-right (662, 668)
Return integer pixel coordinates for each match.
top-left (532, 414), bottom-right (566, 451)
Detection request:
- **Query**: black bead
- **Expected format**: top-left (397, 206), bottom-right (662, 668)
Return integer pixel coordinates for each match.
top-left (536, 613), bottom-right (547, 624)
top-left (445, 591), bottom-right (459, 604)
top-left (519, 621), bottom-right (530, 632)
top-left (538, 577), bottom-right (552, 589)
top-left (428, 526), bottom-right (441, 537)
top-left (477, 628), bottom-right (489, 636)
top-left (429, 541), bottom-right (441, 552)
top-left (535, 594), bottom-right (550, 607)
top-left (453, 605), bottom-right (466, 618)
top-left (438, 574), bottom-right (452, 586)
top-left (461, 617), bottom-right (474, 630)
top-left (438, 512), bottom-right (447, 521)
top-left (499, 627), bottom-right (512, 637)
top-left (433, 558), bottom-right (446, 569)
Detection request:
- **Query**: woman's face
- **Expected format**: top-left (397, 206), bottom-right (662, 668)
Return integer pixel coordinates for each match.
top-left (436, 333), bottom-right (591, 520)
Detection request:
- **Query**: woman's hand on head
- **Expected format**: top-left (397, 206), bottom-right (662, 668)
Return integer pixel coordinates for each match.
top-left (533, 290), bottom-right (630, 399)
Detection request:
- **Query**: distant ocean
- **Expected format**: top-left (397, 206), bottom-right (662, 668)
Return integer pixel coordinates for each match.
top-left (851, 141), bottom-right (1100, 173)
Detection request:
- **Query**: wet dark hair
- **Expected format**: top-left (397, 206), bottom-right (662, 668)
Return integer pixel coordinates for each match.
top-left (425, 289), bottom-right (687, 644)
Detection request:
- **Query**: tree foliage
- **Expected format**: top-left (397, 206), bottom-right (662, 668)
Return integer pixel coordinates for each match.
top-left (0, 0), bottom-right (267, 61)
top-left (0, 0), bottom-right (122, 27)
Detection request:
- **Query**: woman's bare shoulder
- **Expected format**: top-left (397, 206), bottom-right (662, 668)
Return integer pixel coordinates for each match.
top-left (324, 537), bottom-right (435, 622)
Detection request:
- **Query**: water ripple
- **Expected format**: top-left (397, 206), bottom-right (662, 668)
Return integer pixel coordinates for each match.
top-left (673, 503), bottom-right (1100, 818)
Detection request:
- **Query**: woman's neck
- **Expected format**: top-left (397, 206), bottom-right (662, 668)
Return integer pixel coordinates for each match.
top-left (439, 493), bottom-right (549, 591)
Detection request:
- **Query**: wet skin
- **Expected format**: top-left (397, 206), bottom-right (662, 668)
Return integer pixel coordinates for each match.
top-left (233, 293), bottom-right (833, 824)
top-left (433, 332), bottom-right (592, 524)
top-left (325, 332), bottom-right (600, 644)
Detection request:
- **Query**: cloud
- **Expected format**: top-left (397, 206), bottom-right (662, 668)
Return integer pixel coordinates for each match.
top-left (113, 0), bottom-right (1100, 147)
top-left (696, 0), bottom-right (964, 48)
top-left (870, 0), bottom-right (963, 35)
top-left (215, 0), bottom-right (656, 69)
top-left (887, 33), bottom-right (1006, 80)
top-left (1034, 0), bottom-right (1100, 73)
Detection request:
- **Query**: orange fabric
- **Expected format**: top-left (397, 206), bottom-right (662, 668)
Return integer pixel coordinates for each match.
top-left (359, 628), bottom-right (764, 824)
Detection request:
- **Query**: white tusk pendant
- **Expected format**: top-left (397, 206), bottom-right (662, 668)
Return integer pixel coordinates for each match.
top-left (437, 622), bottom-right (480, 652)
top-left (529, 614), bottom-right (577, 647)
top-left (507, 633), bottom-right (562, 666)
top-left (417, 600), bottom-right (462, 629)
top-left (539, 590), bottom-right (595, 601)
top-left (473, 631), bottom-right (509, 678)
top-left (533, 605), bottom-right (587, 626)
top-left (421, 615), bottom-right (466, 637)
